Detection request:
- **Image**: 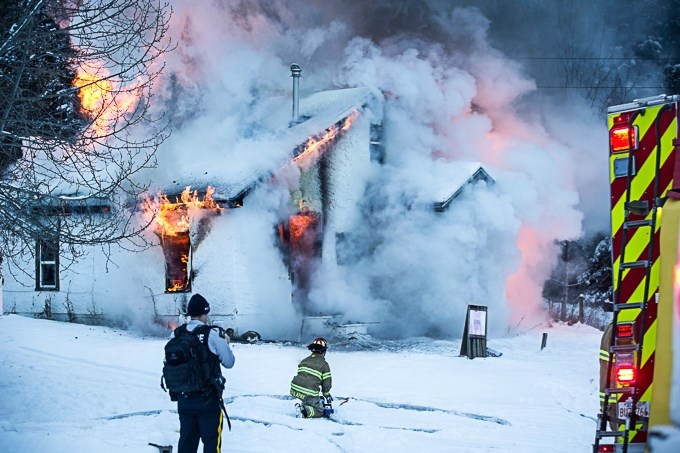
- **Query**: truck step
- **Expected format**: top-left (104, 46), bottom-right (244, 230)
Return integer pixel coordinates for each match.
top-left (620, 260), bottom-right (650, 269)
top-left (623, 219), bottom-right (653, 229)
top-left (605, 387), bottom-right (635, 395)
top-left (610, 344), bottom-right (640, 353)
top-left (625, 200), bottom-right (649, 216)
top-left (613, 302), bottom-right (645, 312)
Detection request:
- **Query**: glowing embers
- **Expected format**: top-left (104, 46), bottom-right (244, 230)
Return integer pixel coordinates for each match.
top-left (293, 111), bottom-right (359, 165)
top-left (289, 211), bottom-right (319, 250)
top-left (163, 232), bottom-right (191, 293)
top-left (279, 210), bottom-right (321, 309)
top-left (142, 186), bottom-right (221, 293)
top-left (156, 202), bottom-right (192, 293)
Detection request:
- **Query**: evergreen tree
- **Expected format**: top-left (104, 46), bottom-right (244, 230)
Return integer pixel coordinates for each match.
top-left (577, 232), bottom-right (613, 307)
top-left (543, 233), bottom-right (613, 322)
top-left (0, 0), bottom-right (81, 171)
top-left (661, 0), bottom-right (680, 93)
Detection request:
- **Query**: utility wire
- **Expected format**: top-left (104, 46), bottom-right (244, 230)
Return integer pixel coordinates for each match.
top-left (510, 56), bottom-right (678, 61)
top-left (536, 86), bottom-right (668, 89)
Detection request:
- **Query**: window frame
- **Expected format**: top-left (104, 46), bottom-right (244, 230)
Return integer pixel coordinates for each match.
top-left (161, 231), bottom-right (193, 293)
top-left (35, 237), bottom-right (60, 291)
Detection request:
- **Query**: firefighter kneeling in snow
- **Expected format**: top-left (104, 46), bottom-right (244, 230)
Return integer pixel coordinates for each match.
top-left (291, 337), bottom-right (333, 418)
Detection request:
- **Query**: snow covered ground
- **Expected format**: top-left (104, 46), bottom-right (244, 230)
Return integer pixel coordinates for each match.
top-left (0, 314), bottom-right (605, 452)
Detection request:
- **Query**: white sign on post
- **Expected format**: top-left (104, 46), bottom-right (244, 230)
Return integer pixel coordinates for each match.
top-left (469, 309), bottom-right (486, 336)
top-left (460, 305), bottom-right (488, 359)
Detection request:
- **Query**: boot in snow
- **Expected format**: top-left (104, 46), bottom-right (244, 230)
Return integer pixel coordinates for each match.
top-left (295, 403), bottom-right (309, 418)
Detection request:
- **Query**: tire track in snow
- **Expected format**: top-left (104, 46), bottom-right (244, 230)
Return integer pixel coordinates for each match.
top-left (18, 346), bottom-right (156, 379)
top-left (224, 394), bottom-right (510, 426)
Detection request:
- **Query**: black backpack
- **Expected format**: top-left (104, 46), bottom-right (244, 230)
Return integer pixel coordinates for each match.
top-left (161, 324), bottom-right (223, 399)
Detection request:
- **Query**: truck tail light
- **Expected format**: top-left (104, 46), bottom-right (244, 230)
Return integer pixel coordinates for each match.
top-left (597, 445), bottom-right (615, 452)
top-left (617, 366), bottom-right (636, 383)
top-left (616, 353), bottom-right (636, 384)
top-left (610, 125), bottom-right (638, 153)
top-left (616, 323), bottom-right (634, 340)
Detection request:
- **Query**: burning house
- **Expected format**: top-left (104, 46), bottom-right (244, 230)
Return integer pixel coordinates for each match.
top-left (1, 64), bottom-right (495, 339)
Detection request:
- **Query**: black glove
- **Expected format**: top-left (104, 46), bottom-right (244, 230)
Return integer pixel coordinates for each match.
top-left (325, 395), bottom-right (333, 403)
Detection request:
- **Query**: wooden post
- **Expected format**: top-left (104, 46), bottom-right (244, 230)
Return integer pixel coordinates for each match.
top-left (578, 297), bottom-right (584, 323)
top-left (561, 241), bottom-right (569, 321)
top-left (541, 332), bottom-right (548, 350)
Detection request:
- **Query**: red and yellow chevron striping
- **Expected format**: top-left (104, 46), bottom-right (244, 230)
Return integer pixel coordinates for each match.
top-left (608, 100), bottom-right (678, 444)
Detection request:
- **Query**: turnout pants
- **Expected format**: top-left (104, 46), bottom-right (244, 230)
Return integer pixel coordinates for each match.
top-left (177, 394), bottom-right (223, 453)
top-left (299, 395), bottom-right (325, 418)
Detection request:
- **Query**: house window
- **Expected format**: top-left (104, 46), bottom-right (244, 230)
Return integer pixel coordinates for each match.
top-left (161, 232), bottom-right (192, 292)
top-left (370, 123), bottom-right (385, 163)
top-left (36, 238), bottom-right (59, 291)
top-left (285, 211), bottom-right (321, 310)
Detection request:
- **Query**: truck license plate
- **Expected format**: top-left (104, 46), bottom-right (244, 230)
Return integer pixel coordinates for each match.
top-left (617, 401), bottom-right (649, 418)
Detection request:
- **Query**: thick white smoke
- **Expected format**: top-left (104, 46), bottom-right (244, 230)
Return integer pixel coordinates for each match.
top-left (142, 1), bottom-right (605, 338)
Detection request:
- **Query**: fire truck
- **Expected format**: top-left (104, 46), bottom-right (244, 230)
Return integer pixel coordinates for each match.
top-left (594, 94), bottom-right (680, 452)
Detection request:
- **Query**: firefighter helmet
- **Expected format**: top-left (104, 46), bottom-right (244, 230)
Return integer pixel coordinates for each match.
top-left (308, 337), bottom-right (328, 353)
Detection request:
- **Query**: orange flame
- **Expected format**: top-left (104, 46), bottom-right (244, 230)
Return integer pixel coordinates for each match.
top-left (167, 281), bottom-right (185, 292)
top-left (289, 213), bottom-right (316, 241)
top-left (293, 111), bottom-right (359, 164)
top-left (142, 186), bottom-right (222, 237)
top-left (73, 61), bottom-right (141, 136)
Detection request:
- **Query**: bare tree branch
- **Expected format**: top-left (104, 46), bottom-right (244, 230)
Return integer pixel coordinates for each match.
top-left (0, 0), bottom-right (173, 272)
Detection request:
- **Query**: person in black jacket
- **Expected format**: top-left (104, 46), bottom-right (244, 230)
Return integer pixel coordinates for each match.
top-left (174, 294), bottom-right (235, 453)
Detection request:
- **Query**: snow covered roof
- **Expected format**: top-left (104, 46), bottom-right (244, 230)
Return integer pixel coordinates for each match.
top-left (157, 87), bottom-right (377, 204)
top-left (32, 194), bottom-right (111, 214)
top-left (433, 163), bottom-right (494, 212)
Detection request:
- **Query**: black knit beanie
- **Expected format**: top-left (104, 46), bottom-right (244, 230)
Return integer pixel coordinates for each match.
top-left (187, 293), bottom-right (210, 317)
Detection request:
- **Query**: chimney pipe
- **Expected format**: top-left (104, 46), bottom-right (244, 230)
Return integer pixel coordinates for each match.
top-left (291, 63), bottom-right (301, 125)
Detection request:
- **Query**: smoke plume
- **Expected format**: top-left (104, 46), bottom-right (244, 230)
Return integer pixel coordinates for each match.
top-left (141, 0), bottom-right (612, 338)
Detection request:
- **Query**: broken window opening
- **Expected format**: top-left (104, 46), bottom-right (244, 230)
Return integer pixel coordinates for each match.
top-left (283, 210), bottom-right (322, 312)
top-left (142, 186), bottom-right (223, 293)
top-left (369, 122), bottom-right (385, 164)
top-left (162, 231), bottom-right (192, 293)
top-left (36, 237), bottom-right (59, 291)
